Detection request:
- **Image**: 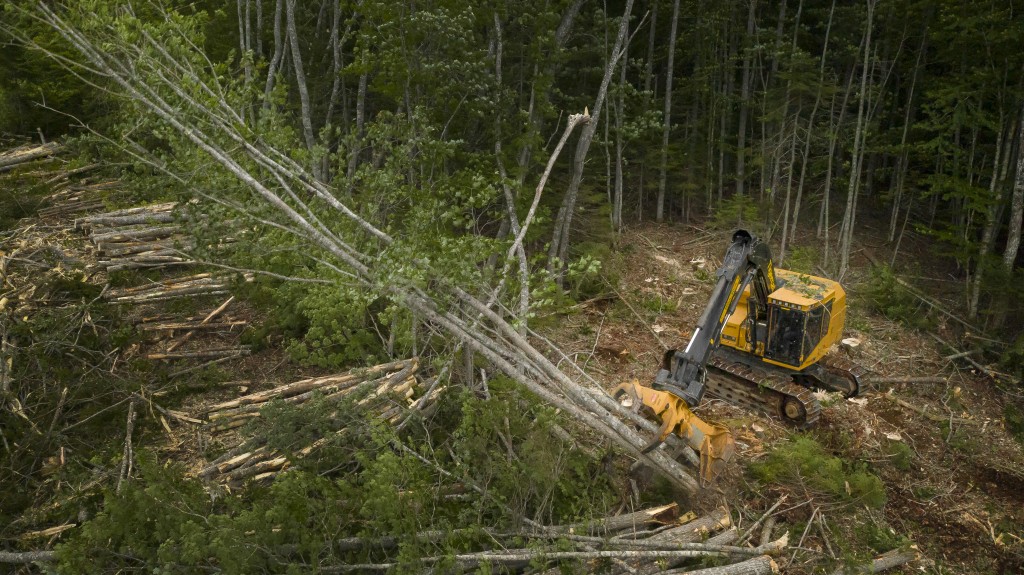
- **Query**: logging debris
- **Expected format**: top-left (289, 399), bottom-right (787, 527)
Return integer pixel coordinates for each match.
top-left (104, 272), bottom-right (249, 303)
top-left (0, 142), bottom-right (61, 173)
top-left (195, 358), bottom-right (448, 486)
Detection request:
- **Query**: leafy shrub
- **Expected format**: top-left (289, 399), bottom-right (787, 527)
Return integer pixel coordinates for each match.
top-left (783, 245), bottom-right (819, 274)
top-left (863, 265), bottom-right (933, 330)
top-left (854, 522), bottom-right (909, 554)
top-left (1004, 403), bottom-right (1024, 445)
top-left (750, 436), bottom-right (887, 508)
top-left (885, 440), bottom-right (913, 471)
top-left (710, 195), bottom-right (761, 231)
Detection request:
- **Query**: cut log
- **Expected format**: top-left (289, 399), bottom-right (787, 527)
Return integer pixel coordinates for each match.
top-left (551, 503), bottom-right (679, 536)
top-left (662, 554), bottom-right (778, 575)
top-left (146, 347), bottom-right (249, 361)
top-left (110, 285), bottom-right (227, 302)
top-left (831, 549), bottom-right (918, 575)
top-left (104, 260), bottom-right (196, 272)
top-left (99, 239), bottom-right (192, 257)
top-left (0, 550), bottom-right (58, 564)
top-left (138, 320), bottom-right (247, 332)
top-left (0, 142), bottom-right (60, 172)
top-left (648, 506), bottom-right (732, 545)
top-left (75, 211), bottom-right (175, 229)
top-left (90, 225), bottom-right (180, 243)
top-left (336, 548), bottom-right (757, 572)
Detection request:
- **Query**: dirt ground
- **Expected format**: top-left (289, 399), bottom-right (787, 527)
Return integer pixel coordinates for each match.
top-left (546, 221), bottom-right (1024, 574)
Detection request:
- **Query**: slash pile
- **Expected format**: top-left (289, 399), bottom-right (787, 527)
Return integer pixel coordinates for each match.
top-left (196, 358), bottom-right (445, 487)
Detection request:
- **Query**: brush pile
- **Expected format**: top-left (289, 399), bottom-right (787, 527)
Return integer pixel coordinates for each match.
top-left (196, 358), bottom-right (446, 487)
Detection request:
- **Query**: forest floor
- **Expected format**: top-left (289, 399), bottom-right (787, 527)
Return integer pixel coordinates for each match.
top-left (2, 151), bottom-right (1023, 574)
top-left (548, 221), bottom-right (1024, 574)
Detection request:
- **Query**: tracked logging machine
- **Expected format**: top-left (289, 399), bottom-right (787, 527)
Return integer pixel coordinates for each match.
top-left (614, 230), bottom-right (867, 484)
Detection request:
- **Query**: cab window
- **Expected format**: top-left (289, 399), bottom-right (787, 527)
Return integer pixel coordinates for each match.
top-left (766, 305), bottom-right (804, 366)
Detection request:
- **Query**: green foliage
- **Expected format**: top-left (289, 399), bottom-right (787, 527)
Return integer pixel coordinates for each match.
top-left (565, 245), bottom-right (607, 301)
top-left (1003, 403), bottom-right (1024, 445)
top-left (750, 436), bottom-right (887, 508)
top-left (885, 440), bottom-right (914, 471)
top-left (710, 195), bottom-right (761, 231)
top-left (0, 168), bottom-right (53, 229)
top-left (999, 334), bottom-right (1024, 384)
top-left (452, 377), bottom-right (618, 525)
top-left (863, 265), bottom-right (933, 330)
top-left (783, 245), bottom-right (819, 274)
top-left (854, 522), bottom-right (910, 554)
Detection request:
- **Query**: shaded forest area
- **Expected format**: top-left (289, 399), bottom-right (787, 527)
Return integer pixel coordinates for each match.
top-left (1, 0), bottom-right (1024, 573)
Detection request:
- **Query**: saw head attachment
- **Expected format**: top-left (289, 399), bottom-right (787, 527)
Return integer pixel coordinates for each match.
top-left (613, 380), bottom-right (735, 485)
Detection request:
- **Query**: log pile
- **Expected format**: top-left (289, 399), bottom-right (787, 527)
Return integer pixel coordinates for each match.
top-left (0, 142), bottom-right (60, 173)
top-left (75, 203), bottom-right (190, 271)
top-left (202, 358), bottom-right (422, 433)
top-left (36, 180), bottom-right (115, 219)
top-left (104, 272), bottom-right (242, 304)
top-left (196, 358), bottom-right (445, 487)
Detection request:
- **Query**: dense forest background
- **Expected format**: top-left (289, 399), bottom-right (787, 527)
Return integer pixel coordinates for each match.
top-left (2, 0), bottom-right (1023, 333)
top-left (2, 0), bottom-right (1024, 573)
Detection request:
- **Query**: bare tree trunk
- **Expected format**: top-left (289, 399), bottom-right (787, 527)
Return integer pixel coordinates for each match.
top-left (656, 0), bottom-right (681, 222)
top-left (968, 114), bottom-right (1006, 319)
top-left (778, 101), bottom-right (802, 263)
top-left (888, 33), bottom-right (924, 242)
top-left (788, 0), bottom-right (818, 244)
top-left (263, 0), bottom-right (285, 107)
top-left (819, 67), bottom-right (854, 268)
top-left (493, 12), bottom-right (531, 328)
top-left (838, 0), bottom-right (875, 278)
top-left (717, 15), bottom-right (736, 211)
top-left (549, 0), bottom-right (635, 276)
top-left (613, 11), bottom-right (629, 232)
top-left (1004, 104), bottom-right (1024, 273)
top-left (515, 0), bottom-right (586, 184)
top-left (735, 0), bottom-right (757, 198)
top-left (285, 0), bottom-right (317, 168)
top-left (642, 0), bottom-right (658, 108)
top-left (255, 0), bottom-right (263, 59)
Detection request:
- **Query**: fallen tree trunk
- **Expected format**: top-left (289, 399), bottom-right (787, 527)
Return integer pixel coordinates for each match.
top-left (831, 549), bottom-right (918, 575)
top-left (146, 347), bottom-right (249, 360)
top-left (91, 225), bottom-right (180, 243)
top-left (0, 549), bottom-right (57, 564)
top-left (335, 549), bottom-right (754, 571)
top-left (552, 503), bottom-right (680, 535)
top-left (663, 554), bottom-right (778, 575)
top-left (0, 142), bottom-right (60, 172)
top-left (76, 211), bottom-right (175, 229)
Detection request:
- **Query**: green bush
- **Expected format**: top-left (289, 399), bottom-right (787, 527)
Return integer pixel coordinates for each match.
top-left (863, 265), bottom-right (934, 330)
top-left (710, 195), bottom-right (761, 231)
top-left (783, 245), bottom-right (819, 274)
top-left (750, 436), bottom-right (887, 508)
top-left (885, 440), bottom-right (913, 471)
top-left (1004, 403), bottom-right (1024, 445)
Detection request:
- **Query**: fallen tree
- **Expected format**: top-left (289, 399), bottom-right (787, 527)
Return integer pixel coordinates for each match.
top-left (15, 3), bottom-right (706, 494)
top-left (0, 142), bottom-right (60, 173)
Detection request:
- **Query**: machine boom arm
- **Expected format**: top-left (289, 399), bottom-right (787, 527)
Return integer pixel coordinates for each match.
top-left (653, 230), bottom-right (776, 406)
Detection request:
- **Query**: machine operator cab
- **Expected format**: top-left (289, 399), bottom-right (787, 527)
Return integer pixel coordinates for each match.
top-left (720, 269), bottom-right (847, 372)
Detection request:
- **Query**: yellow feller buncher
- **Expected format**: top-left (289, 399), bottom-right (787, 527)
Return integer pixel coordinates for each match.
top-left (614, 230), bottom-right (867, 484)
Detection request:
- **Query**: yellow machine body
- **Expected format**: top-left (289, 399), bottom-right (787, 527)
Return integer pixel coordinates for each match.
top-left (719, 269), bottom-right (846, 371)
